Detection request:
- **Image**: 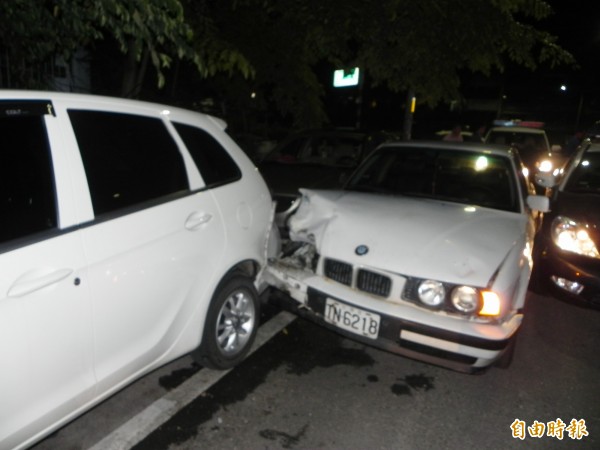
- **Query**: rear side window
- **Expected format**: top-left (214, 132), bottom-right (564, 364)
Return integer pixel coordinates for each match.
top-left (0, 114), bottom-right (56, 245)
top-left (173, 123), bottom-right (241, 187)
top-left (69, 110), bottom-right (188, 216)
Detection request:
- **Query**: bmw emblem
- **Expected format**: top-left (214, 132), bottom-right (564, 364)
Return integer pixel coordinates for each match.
top-left (355, 245), bottom-right (369, 256)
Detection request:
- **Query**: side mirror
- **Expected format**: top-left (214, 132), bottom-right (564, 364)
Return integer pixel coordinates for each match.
top-left (534, 171), bottom-right (559, 189)
top-left (526, 195), bottom-right (550, 213)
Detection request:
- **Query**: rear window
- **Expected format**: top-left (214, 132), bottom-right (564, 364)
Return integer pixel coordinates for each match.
top-left (173, 122), bottom-right (241, 187)
top-left (69, 110), bottom-right (188, 216)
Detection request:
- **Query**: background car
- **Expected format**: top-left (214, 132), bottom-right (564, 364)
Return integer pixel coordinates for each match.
top-left (485, 120), bottom-right (565, 176)
top-left (228, 131), bottom-right (279, 162)
top-left (265, 140), bottom-right (549, 373)
top-left (434, 127), bottom-right (473, 141)
top-left (258, 128), bottom-right (400, 196)
top-left (0, 92), bottom-right (274, 450)
top-left (531, 140), bottom-right (600, 307)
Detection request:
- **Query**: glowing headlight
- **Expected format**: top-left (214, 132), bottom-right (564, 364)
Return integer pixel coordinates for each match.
top-left (538, 159), bottom-right (553, 172)
top-left (552, 216), bottom-right (600, 258)
top-left (417, 280), bottom-right (445, 307)
top-left (451, 286), bottom-right (479, 313)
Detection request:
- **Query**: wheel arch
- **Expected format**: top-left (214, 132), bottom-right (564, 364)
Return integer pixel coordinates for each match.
top-left (224, 258), bottom-right (260, 280)
top-left (193, 264), bottom-right (262, 369)
top-left (193, 258), bottom-right (261, 343)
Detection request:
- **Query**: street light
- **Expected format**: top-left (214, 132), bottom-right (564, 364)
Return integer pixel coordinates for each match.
top-left (559, 83), bottom-right (584, 130)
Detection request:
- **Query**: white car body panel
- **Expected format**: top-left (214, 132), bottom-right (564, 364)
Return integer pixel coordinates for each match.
top-left (0, 231), bottom-right (95, 450)
top-left (82, 193), bottom-right (225, 392)
top-left (266, 141), bottom-right (544, 373)
top-left (0, 91), bottom-right (273, 450)
top-left (288, 190), bottom-right (526, 288)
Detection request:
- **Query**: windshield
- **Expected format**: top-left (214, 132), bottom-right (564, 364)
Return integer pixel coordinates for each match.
top-left (345, 146), bottom-right (520, 212)
top-left (564, 151), bottom-right (600, 194)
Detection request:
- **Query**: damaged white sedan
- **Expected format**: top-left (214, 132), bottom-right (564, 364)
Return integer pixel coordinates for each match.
top-left (266, 141), bottom-right (550, 373)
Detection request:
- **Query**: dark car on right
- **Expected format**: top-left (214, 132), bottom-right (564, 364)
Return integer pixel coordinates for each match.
top-left (531, 139), bottom-right (600, 307)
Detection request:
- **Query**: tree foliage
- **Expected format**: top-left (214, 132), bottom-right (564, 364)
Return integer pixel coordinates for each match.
top-left (0, 0), bottom-right (249, 96)
top-left (0, 0), bottom-right (575, 126)
top-left (215, 0), bottom-right (574, 127)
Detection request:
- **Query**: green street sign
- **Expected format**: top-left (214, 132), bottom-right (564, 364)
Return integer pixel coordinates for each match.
top-left (333, 67), bottom-right (360, 87)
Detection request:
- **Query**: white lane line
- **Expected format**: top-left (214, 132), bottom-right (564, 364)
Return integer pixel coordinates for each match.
top-left (89, 311), bottom-right (297, 450)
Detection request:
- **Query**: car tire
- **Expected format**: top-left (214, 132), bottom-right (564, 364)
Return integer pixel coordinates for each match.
top-left (193, 276), bottom-right (260, 370)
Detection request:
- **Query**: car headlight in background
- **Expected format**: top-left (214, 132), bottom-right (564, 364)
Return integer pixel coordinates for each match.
top-left (538, 159), bottom-right (553, 173)
top-left (417, 280), bottom-right (445, 307)
top-left (551, 216), bottom-right (600, 258)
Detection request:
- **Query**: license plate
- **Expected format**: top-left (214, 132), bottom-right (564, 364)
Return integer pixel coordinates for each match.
top-left (324, 298), bottom-right (380, 339)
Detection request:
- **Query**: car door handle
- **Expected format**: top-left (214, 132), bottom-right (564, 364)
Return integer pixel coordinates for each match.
top-left (8, 268), bottom-right (74, 298)
top-left (185, 212), bottom-right (213, 231)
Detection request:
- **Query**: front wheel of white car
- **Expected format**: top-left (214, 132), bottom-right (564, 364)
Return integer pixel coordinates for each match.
top-left (194, 276), bottom-right (259, 370)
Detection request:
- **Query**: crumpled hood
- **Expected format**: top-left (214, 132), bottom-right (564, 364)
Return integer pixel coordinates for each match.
top-left (289, 189), bottom-right (528, 287)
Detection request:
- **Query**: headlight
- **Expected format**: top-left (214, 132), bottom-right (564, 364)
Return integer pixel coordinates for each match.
top-left (450, 286), bottom-right (479, 313)
top-left (417, 280), bottom-right (445, 307)
top-left (538, 159), bottom-right (553, 173)
top-left (407, 279), bottom-right (501, 318)
top-left (551, 216), bottom-right (599, 258)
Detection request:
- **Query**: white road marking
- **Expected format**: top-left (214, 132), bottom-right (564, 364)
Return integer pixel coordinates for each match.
top-left (89, 311), bottom-right (297, 450)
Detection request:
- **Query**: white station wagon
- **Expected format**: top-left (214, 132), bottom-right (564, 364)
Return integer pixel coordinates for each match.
top-left (0, 91), bottom-right (274, 450)
top-left (266, 140), bottom-right (549, 373)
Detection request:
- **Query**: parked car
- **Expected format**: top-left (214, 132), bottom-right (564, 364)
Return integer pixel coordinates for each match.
top-left (485, 120), bottom-right (564, 176)
top-left (229, 131), bottom-right (278, 162)
top-left (265, 140), bottom-right (549, 373)
top-left (435, 127), bottom-right (473, 141)
top-left (0, 91), bottom-right (274, 450)
top-left (258, 128), bottom-right (399, 196)
top-left (531, 140), bottom-right (600, 307)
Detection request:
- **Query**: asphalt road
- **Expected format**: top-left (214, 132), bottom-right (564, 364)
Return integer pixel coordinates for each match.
top-left (32, 291), bottom-right (599, 450)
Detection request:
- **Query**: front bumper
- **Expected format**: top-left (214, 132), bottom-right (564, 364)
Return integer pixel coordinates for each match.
top-left (535, 243), bottom-right (600, 307)
top-left (265, 263), bottom-right (521, 373)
